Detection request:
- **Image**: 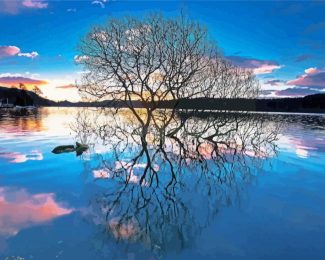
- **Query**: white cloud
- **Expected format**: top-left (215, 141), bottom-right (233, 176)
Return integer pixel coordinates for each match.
top-left (74, 55), bottom-right (89, 63)
top-left (18, 51), bottom-right (39, 59)
top-left (92, 0), bottom-right (107, 8)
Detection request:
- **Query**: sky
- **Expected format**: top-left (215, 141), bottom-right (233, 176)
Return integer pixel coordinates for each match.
top-left (0, 0), bottom-right (325, 101)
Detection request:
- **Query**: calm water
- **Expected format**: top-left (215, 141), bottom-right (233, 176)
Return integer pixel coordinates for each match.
top-left (0, 107), bottom-right (324, 260)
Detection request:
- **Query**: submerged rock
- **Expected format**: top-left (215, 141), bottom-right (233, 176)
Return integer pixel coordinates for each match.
top-left (52, 142), bottom-right (89, 156)
top-left (75, 142), bottom-right (89, 156)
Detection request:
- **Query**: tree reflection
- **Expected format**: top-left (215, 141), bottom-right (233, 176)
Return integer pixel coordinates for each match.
top-left (72, 108), bottom-right (280, 257)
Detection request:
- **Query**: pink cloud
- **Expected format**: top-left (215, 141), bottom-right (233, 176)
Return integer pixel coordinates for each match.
top-left (0, 76), bottom-right (48, 87)
top-left (275, 87), bottom-right (323, 97)
top-left (0, 0), bottom-right (47, 14)
top-left (56, 84), bottom-right (77, 89)
top-left (0, 76), bottom-right (48, 90)
top-left (0, 46), bottom-right (39, 59)
top-left (0, 187), bottom-right (73, 237)
top-left (265, 79), bottom-right (285, 86)
top-left (0, 46), bottom-right (20, 58)
top-left (304, 67), bottom-right (319, 74)
top-left (287, 67), bottom-right (325, 88)
top-left (22, 0), bottom-right (48, 9)
top-left (227, 56), bottom-right (282, 74)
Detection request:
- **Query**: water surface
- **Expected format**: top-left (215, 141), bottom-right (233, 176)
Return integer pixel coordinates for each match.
top-left (0, 107), bottom-right (324, 260)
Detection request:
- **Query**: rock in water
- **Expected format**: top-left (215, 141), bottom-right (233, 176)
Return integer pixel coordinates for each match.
top-left (75, 142), bottom-right (89, 156)
top-left (52, 145), bottom-right (75, 154)
top-left (52, 142), bottom-right (89, 156)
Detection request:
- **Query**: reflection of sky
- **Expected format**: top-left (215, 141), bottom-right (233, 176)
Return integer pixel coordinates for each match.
top-left (0, 150), bottom-right (43, 163)
top-left (0, 187), bottom-right (73, 238)
top-left (0, 109), bottom-right (325, 259)
top-left (278, 126), bottom-right (325, 159)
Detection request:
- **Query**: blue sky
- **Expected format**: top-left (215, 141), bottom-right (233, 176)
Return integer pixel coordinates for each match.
top-left (0, 0), bottom-right (325, 101)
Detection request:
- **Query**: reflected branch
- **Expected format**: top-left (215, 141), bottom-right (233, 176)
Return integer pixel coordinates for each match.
top-left (72, 107), bottom-right (280, 257)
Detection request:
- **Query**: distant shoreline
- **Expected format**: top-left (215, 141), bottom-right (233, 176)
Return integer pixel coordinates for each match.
top-left (50, 96), bottom-right (325, 114)
top-left (1, 86), bottom-right (325, 114)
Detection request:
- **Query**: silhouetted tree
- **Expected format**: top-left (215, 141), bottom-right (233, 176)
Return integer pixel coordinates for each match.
top-left (18, 83), bottom-right (27, 91)
top-left (33, 85), bottom-right (43, 96)
top-left (76, 13), bottom-right (259, 125)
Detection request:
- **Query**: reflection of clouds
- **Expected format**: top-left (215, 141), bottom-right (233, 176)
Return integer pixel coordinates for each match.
top-left (73, 109), bottom-right (280, 257)
top-left (93, 169), bottom-right (111, 179)
top-left (0, 150), bottom-right (43, 163)
top-left (108, 218), bottom-right (139, 240)
top-left (197, 142), bottom-right (270, 159)
top-left (93, 162), bottom-right (159, 185)
top-left (295, 147), bottom-right (309, 159)
top-left (0, 187), bottom-right (73, 238)
top-left (279, 133), bottom-right (320, 159)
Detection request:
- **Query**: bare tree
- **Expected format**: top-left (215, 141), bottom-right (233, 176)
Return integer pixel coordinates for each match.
top-left (76, 13), bottom-right (259, 121)
top-left (18, 83), bottom-right (27, 91)
top-left (33, 85), bottom-right (43, 96)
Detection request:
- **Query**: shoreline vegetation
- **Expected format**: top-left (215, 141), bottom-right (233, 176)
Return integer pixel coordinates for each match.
top-left (1, 86), bottom-right (325, 114)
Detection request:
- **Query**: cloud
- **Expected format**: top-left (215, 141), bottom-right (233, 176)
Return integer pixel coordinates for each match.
top-left (17, 51), bottom-right (39, 59)
top-left (295, 54), bottom-right (312, 62)
top-left (259, 90), bottom-right (275, 96)
top-left (74, 55), bottom-right (89, 63)
top-left (92, 0), bottom-right (106, 8)
top-left (0, 76), bottom-right (48, 88)
top-left (263, 67), bottom-right (325, 97)
top-left (304, 67), bottom-right (318, 74)
top-left (0, 45), bottom-right (39, 59)
top-left (22, 0), bottom-right (48, 9)
top-left (265, 79), bottom-right (285, 86)
top-left (56, 84), bottom-right (76, 89)
top-left (226, 56), bottom-right (282, 74)
top-left (287, 67), bottom-right (325, 88)
top-left (0, 46), bottom-right (20, 58)
top-left (0, 0), bottom-right (48, 14)
top-left (275, 87), bottom-right (324, 97)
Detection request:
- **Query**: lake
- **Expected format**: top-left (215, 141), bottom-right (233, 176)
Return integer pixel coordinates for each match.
top-left (0, 107), bottom-right (324, 260)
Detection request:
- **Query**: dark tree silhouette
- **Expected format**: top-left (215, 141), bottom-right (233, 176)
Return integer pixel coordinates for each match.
top-left (72, 12), bottom-right (278, 259)
top-left (76, 13), bottom-right (259, 125)
top-left (33, 85), bottom-right (43, 96)
top-left (18, 83), bottom-right (27, 91)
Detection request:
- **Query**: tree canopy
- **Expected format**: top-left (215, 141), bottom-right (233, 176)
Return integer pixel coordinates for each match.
top-left (77, 13), bottom-right (259, 109)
